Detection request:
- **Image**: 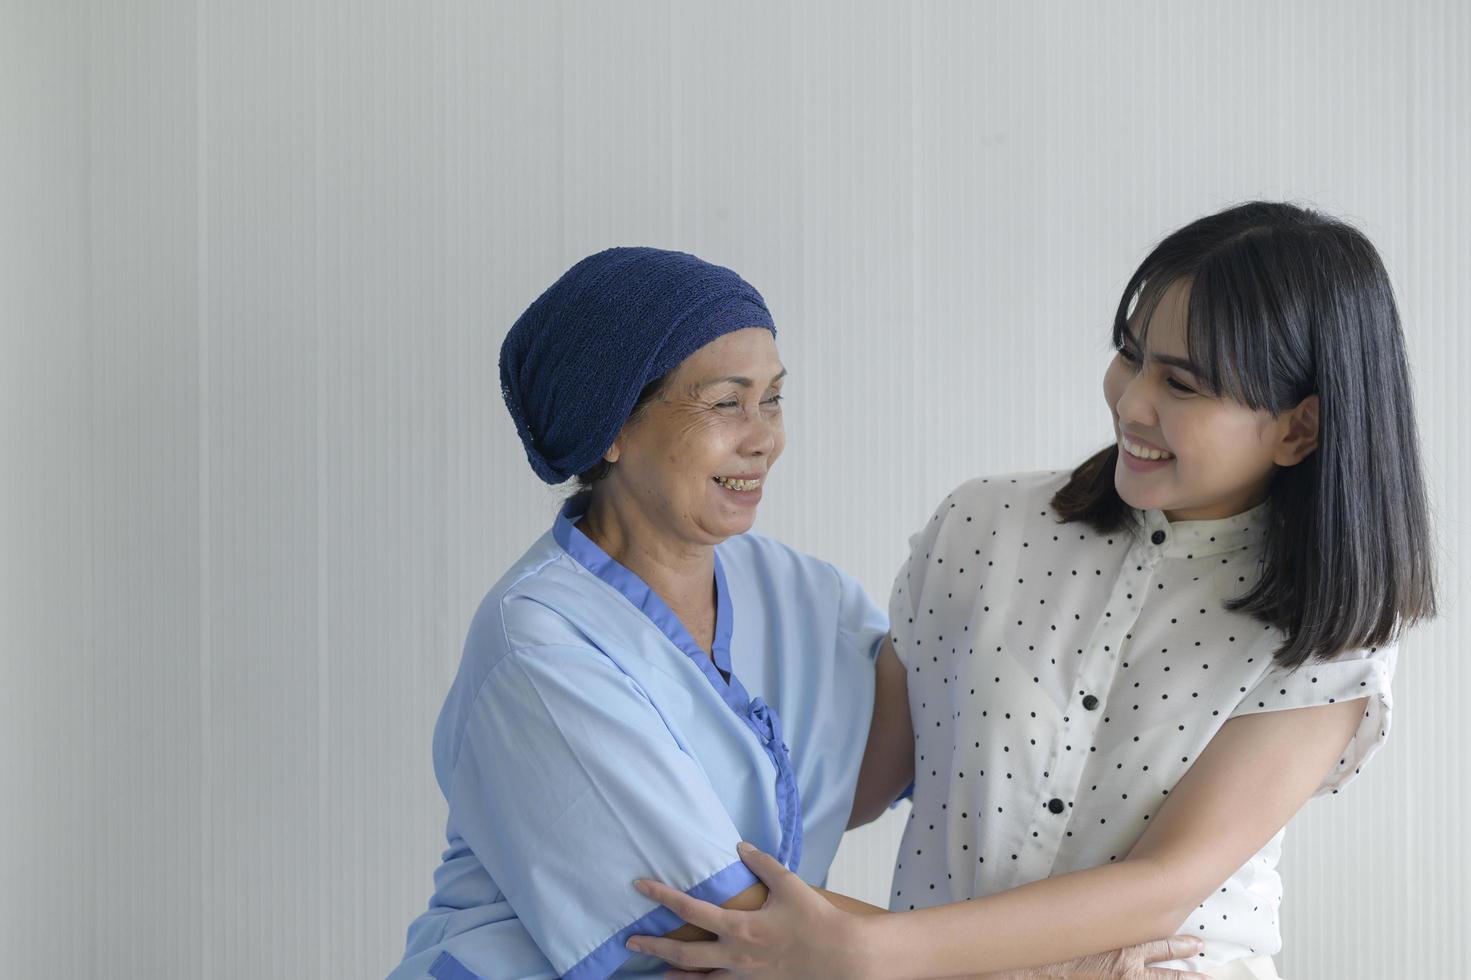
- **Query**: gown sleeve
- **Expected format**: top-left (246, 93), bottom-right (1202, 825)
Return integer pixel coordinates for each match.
top-left (1227, 643), bottom-right (1397, 797)
top-left (834, 561), bottom-right (888, 664)
top-left (445, 643), bottom-right (760, 980)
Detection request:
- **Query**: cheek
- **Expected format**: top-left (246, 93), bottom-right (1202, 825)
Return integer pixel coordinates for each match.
top-left (1168, 406), bottom-right (1261, 468)
top-left (669, 416), bottom-right (747, 483)
top-left (1102, 361), bottom-right (1127, 413)
top-left (665, 414), bottom-right (719, 457)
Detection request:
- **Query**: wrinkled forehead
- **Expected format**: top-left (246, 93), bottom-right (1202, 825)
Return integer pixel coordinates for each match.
top-left (669, 327), bottom-right (786, 391)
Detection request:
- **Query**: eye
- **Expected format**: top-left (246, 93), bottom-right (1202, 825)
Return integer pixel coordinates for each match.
top-left (1166, 377), bottom-right (1197, 395)
top-left (762, 393), bottom-right (783, 407)
top-left (1115, 346), bottom-right (1139, 365)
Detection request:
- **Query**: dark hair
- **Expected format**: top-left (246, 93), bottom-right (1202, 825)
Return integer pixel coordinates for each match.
top-left (568, 373), bottom-right (670, 499)
top-left (1053, 201), bottom-right (1436, 668)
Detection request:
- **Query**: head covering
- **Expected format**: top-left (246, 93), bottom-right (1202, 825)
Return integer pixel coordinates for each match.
top-left (500, 247), bottom-right (777, 484)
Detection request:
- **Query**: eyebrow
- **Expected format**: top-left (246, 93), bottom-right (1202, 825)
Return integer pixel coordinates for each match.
top-left (1151, 354), bottom-right (1205, 377)
top-left (693, 368), bottom-right (788, 391)
top-left (1119, 331), bottom-right (1204, 377)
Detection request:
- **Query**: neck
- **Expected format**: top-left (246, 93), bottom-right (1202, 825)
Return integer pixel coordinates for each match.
top-left (579, 491), bottom-right (717, 624)
top-left (1163, 475), bottom-right (1273, 524)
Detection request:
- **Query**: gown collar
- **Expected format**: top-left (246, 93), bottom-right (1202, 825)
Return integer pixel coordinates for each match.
top-left (552, 495), bottom-right (744, 710)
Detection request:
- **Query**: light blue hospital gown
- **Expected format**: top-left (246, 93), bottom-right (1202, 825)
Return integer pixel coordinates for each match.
top-left (388, 497), bottom-right (886, 980)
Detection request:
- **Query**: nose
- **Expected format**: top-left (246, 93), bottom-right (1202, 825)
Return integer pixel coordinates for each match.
top-left (1113, 368), bottom-right (1158, 430)
top-left (741, 407), bottom-right (779, 458)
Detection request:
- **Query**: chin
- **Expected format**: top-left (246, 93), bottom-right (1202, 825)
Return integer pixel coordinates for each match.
top-left (709, 510), bottom-right (758, 540)
top-left (1113, 465), bottom-right (1172, 513)
top-left (722, 514), bottom-right (759, 537)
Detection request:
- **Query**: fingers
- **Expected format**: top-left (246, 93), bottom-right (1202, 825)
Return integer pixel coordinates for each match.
top-left (626, 935), bottom-right (726, 972)
top-left (1138, 932), bottom-right (1208, 979)
top-left (634, 879), bottom-right (732, 934)
top-left (736, 841), bottom-right (796, 892)
top-left (1134, 935), bottom-right (1205, 964)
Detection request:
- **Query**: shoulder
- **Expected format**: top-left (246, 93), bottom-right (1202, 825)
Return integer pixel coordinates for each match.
top-left (436, 547), bottom-right (641, 782)
top-left (459, 533), bottom-right (597, 673)
top-left (944, 469), bottom-right (1071, 515)
top-left (719, 530), bottom-right (848, 603)
top-left (441, 532), bottom-right (621, 735)
top-left (916, 469), bottom-right (1071, 547)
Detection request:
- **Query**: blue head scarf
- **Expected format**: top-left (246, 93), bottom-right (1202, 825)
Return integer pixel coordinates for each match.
top-left (500, 247), bottom-right (777, 484)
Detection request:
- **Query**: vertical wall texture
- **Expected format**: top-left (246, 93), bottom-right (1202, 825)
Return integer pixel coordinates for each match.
top-left (2, 2), bottom-right (1466, 977)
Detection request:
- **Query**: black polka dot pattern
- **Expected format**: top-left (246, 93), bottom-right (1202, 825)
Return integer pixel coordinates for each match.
top-left (886, 471), bottom-right (1396, 968)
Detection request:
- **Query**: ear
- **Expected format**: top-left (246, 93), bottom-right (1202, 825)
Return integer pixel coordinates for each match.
top-left (603, 420), bottom-right (633, 465)
top-left (1273, 394), bottom-right (1320, 467)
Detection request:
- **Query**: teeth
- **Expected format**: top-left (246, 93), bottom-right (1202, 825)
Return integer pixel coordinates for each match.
top-left (714, 476), bottom-right (763, 491)
top-left (1121, 436), bottom-right (1174, 461)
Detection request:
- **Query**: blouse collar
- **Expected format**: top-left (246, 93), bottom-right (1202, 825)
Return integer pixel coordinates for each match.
top-left (1138, 498), bottom-right (1270, 560)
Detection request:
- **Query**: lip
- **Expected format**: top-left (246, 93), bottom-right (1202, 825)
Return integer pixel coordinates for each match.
top-left (712, 479), bottom-right (764, 506)
top-left (1118, 433), bottom-right (1174, 473)
top-left (1120, 450), bottom-right (1172, 473)
top-left (1120, 431), bottom-right (1170, 454)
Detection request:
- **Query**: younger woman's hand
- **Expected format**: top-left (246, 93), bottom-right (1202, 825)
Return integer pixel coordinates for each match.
top-left (991, 936), bottom-right (1209, 979)
top-left (626, 843), bottom-right (1210, 980)
top-left (626, 842), bottom-right (871, 980)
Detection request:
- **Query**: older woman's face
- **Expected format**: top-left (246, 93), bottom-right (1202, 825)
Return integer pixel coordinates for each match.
top-left (604, 327), bottom-right (786, 545)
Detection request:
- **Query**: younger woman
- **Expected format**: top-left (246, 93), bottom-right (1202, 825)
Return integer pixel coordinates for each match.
top-left (629, 201), bottom-right (1437, 979)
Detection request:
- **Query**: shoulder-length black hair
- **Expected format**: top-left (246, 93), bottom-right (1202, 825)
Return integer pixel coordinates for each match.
top-left (1053, 201), bottom-right (1436, 668)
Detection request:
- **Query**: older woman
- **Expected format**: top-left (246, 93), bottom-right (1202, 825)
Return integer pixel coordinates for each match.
top-left (388, 249), bottom-right (1196, 980)
top-left (388, 248), bottom-right (885, 980)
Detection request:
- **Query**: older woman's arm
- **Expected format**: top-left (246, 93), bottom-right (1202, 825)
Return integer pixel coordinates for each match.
top-left (848, 637), bottom-right (916, 828)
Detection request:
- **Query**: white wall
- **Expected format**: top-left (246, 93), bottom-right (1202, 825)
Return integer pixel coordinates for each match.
top-left (3, 2), bottom-right (1466, 977)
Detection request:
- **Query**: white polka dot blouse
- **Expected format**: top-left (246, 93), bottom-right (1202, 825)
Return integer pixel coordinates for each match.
top-left (888, 470), bottom-right (1395, 972)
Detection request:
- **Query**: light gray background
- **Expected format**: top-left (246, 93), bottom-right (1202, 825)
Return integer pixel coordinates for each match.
top-left (3, 2), bottom-right (1467, 978)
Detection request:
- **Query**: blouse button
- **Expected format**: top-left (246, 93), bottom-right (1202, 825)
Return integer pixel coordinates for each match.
top-left (1151, 530), bottom-right (1167, 546)
top-left (1082, 694), bottom-right (1099, 711)
top-left (1048, 798), bottom-right (1065, 814)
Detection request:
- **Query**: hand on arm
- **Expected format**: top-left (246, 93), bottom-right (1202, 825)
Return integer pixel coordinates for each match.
top-left (661, 879), bottom-right (887, 942)
top-left (633, 845), bottom-right (1207, 980)
top-left (630, 696), bottom-right (1366, 979)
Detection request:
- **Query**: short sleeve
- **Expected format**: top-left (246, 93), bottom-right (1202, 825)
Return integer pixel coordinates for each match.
top-left (1228, 644), bottom-right (1397, 797)
top-left (833, 562), bottom-right (888, 664)
top-left (447, 645), bottom-right (758, 980)
top-left (887, 490), bottom-right (968, 671)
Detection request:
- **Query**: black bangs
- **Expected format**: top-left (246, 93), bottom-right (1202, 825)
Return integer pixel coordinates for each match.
top-left (1114, 212), bottom-right (1319, 415)
top-left (1057, 200), bottom-right (1437, 668)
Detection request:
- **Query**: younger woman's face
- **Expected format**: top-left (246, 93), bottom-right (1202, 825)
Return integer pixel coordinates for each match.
top-left (1102, 278), bottom-right (1318, 522)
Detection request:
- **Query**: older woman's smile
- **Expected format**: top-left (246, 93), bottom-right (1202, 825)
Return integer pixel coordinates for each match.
top-left (713, 474), bottom-right (765, 507)
top-left (713, 474), bottom-right (764, 491)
